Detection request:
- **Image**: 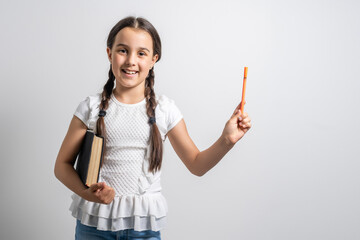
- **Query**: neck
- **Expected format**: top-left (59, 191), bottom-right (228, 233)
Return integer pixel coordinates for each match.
top-left (112, 86), bottom-right (146, 104)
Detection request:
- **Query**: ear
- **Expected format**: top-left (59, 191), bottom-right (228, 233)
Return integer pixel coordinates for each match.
top-left (106, 47), bottom-right (112, 63)
top-left (152, 54), bottom-right (159, 65)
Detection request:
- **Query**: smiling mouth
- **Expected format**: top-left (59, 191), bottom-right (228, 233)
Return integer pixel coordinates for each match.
top-left (122, 69), bottom-right (138, 75)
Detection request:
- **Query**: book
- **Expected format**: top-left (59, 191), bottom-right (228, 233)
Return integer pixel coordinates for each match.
top-left (75, 130), bottom-right (104, 187)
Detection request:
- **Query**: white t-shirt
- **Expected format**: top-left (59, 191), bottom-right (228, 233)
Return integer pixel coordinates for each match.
top-left (69, 91), bottom-right (183, 231)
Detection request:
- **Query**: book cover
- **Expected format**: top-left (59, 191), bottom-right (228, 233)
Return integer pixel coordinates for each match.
top-left (75, 130), bottom-right (104, 187)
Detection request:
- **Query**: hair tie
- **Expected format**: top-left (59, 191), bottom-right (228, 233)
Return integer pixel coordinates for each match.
top-left (98, 110), bottom-right (106, 117)
top-left (149, 117), bottom-right (156, 125)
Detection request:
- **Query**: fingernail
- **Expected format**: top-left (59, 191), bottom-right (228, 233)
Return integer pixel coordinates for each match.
top-left (238, 116), bottom-right (242, 121)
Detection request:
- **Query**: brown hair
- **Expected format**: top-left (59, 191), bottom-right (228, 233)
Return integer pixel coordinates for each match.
top-left (96, 16), bottom-right (163, 173)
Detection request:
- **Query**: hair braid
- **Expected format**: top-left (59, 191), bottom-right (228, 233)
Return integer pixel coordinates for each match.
top-left (145, 68), bottom-right (163, 173)
top-left (96, 66), bottom-right (115, 162)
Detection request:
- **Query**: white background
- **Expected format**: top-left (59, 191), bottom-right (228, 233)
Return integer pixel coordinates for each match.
top-left (1, 0), bottom-right (359, 239)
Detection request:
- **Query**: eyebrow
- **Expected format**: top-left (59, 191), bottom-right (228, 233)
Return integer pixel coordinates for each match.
top-left (115, 43), bottom-right (150, 53)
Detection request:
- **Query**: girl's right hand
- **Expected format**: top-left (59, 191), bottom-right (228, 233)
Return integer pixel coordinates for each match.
top-left (81, 182), bottom-right (115, 204)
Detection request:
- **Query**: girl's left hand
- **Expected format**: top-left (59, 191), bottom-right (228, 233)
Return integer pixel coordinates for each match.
top-left (221, 102), bottom-right (252, 146)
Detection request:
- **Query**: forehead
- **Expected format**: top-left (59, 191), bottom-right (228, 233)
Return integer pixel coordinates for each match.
top-left (114, 27), bottom-right (153, 51)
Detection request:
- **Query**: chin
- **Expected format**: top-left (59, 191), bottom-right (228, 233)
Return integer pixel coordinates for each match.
top-left (117, 80), bottom-right (144, 89)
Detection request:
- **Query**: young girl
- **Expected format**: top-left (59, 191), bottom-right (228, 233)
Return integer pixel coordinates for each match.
top-left (54, 16), bottom-right (251, 240)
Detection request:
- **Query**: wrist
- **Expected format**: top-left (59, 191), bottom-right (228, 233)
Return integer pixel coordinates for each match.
top-left (220, 135), bottom-right (235, 149)
top-left (78, 186), bottom-right (89, 199)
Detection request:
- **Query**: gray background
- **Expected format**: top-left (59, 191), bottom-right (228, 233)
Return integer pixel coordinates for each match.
top-left (1, 0), bottom-right (359, 239)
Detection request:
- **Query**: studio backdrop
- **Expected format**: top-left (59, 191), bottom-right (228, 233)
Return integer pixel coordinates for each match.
top-left (0, 0), bottom-right (359, 239)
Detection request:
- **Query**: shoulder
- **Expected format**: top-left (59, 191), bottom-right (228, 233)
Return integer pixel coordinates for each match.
top-left (76, 91), bottom-right (101, 107)
top-left (75, 92), bottom-right (102, 114)
top-left (155, 93), bottom-right (183, 135)
top-left (155, 94), bottom-right (178, 112)
top-left (74, 92), bottom-right (102, 130)
top-left (84, 92), bottom-right (102, 108)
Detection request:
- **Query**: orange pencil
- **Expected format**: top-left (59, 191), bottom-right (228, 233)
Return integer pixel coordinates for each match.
top-left (240, 67), bottom-right (248, 113)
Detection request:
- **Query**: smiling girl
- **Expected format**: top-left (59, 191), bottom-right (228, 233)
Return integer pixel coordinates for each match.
top-left (54, 16), bottom-right (251, 240)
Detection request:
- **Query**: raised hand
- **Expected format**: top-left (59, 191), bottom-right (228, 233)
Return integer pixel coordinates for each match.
top-left (221, 101), bottom-right (252, 146)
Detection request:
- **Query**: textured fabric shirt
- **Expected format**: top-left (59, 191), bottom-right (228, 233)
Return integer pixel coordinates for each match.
top-left (69, 91), bottom-right (183, 231)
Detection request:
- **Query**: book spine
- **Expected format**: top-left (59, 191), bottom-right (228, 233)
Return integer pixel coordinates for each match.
top-left (96, 136), bottom-right (105, 183)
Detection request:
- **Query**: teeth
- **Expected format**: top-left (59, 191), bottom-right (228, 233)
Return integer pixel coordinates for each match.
top-left (124, 70), bottom-right (136, 74)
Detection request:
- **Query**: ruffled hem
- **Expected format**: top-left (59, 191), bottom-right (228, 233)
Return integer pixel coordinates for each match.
top-left (74, 212), bottom-right (166, 231)
top-left (69, 192), bottom-right (168, 231)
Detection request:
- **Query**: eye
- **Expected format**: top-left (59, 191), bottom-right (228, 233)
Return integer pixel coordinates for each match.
top-left (138, 51), bottom-right (146, 57)
top-left (117, 49), bottom-right (127, 54)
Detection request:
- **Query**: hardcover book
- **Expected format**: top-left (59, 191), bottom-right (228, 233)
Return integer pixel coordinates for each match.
top-left (75, 130), bottom-right (104, 187)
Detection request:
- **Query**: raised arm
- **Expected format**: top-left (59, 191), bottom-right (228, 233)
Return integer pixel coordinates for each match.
top-left (167, 103), bottom-right (251, 176)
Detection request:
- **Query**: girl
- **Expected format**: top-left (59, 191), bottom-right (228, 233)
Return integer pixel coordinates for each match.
top-left (54, 16), bottom-right (251, 240)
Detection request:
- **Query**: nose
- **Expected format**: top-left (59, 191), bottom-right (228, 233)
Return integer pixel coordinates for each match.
top-left (125, 51), bottom-right (136, 66)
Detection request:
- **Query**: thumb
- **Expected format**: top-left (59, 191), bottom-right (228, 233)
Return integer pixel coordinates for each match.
top-left (229, 109), bottom-right (242, 123)
top-left (89, 182), bottom-right (105, 191)
top-left (233, 101), bottom-right (245, 115)
top-left (232, 108), bottom-right (242, 118)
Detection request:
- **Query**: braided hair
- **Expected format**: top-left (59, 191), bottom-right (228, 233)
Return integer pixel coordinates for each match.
top-left (96, 16), bottom-right (163, 173)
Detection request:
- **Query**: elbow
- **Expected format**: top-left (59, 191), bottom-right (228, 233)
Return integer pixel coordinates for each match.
top-left (194, 172), bottom-right (205, 177)
top-left (188, 154), bottom-right (207, 177)
top-left (54, 161), bottom-right (64, 181)
top-left (190, 168), bottom-right (207, 177)
top-left (54, 163), bottom-right (59, 180)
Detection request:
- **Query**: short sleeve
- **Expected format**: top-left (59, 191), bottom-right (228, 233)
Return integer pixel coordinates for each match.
top-left (155, 95), bottom-right (183, 137)
top-left (166, 98), bottom-right (183, 133)
top-left (74, 97), bottom-right (90, 127)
